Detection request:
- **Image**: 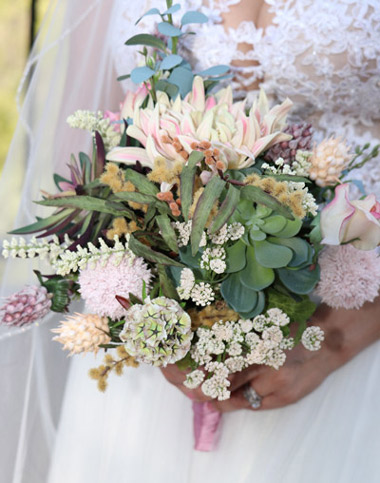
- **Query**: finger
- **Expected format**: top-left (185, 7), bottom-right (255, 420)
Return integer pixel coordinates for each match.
top-left (212, 387), bottom-right (252, 412)
top-left (229, 364), bottom-right (271, 392)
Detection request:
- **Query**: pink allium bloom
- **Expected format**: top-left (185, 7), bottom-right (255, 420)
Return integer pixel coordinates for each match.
top-left (78, 254), bottom-right (152, 319)
top-left (0, 285), bottom-right (52, 327)
top-left (315, 245), bottom-right (380, 309)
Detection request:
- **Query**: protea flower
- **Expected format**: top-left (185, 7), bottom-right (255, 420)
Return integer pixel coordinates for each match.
top-left (264, 122), bottom-right (313, 164)
top-left (0, 285), bottom-right (52, 327)
top-left (120, 296), bottom-right (193, 367)
top-left (107, 76), bottom-right (292, 171)
top-left (52, 313), bottom-right (111, 356)
top-left (309, 137), bottom-right (352, 187)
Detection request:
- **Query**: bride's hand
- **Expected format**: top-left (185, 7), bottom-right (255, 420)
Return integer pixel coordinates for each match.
top-left (213, 299), bottom-right (380, 412)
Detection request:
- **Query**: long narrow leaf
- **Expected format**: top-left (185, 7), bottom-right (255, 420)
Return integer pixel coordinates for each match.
top-left (157, 264), bottom-right (180, 300)
top-left (129, 235), bottom-right (184, 267)
top-left (209, 184), bottom-right (240, 234)
top-left (112, 191), bottom-right (157, 204)
top-left (156, 214), bottom-right (178, 252)
top-left (94, 132), bottom-right (106, 178)
top-left (9, 209), bottom-right (72, 235)
top-left (241, 185), bottom-right (294, 220)
top-left (125, 34), bottom-right (167, 52)
top-left (180, 150), bottom-right (204, 221)
top-left (36, 209), bottom-right (80, 238)
top-left (124, 169), bottom-right (159, 195)
top-left (191, 176), bottom-right (226, 255)
top-left (36, 196), bottom-right (132, 218)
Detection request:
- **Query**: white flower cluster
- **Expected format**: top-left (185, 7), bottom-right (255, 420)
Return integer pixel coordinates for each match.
top-left (200, 247), bottom-right (226, 274)
top-left (287, 181), bottom-right (318, 216)
top-left (177, 268), bottom-right (215, 306)
top-left (301, 326), bottom-right (325, 351)
top-left (172, 221), bottom-right (244, 248)
top-left (67, 110), bottom-right (121, 151)
top-left (55, 235), bottom-right (134, 276)
top-left (262, 151), bottom-right (312, 177)
top-left (2, 235), bottom-right (66, 263)
top-left (187, 309), bottom-right (297, 400)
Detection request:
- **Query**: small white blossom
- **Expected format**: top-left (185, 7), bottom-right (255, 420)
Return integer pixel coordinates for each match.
top-left (239, 319), bottom-right (254, 333)
top-left (190, 283), bottom-right (215, 306)
top-left (225, 356), bottom-right (246, 373)
top-left (267, 308), bottom-right (290, 327)
top-left (184, 370), bottom-right (205, 389)
top-left (265, 348), bottom-right (287, 370)
top-left (227, 342), bottom-right (243, 356)
top-left (262, 326), bottom-right (283, 349)
top-left (301, 326), bottom-right (324, 351)
top-left (177, 268), bottom-right (195, 300)
top-left (172, 221), bottom-right (192, 247)
top-left (280, 337), bottom-right (295, 350)
top-left (227, 222), bottom-right (245, 241)
top-left (209, 224), bottom-right (229, 244)
top-left (252, 315), bottom-right (268, 332)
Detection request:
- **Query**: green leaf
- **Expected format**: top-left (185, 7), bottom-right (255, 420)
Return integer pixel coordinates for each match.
top-left (248, 228), bottom-right (267, 242)
top-left (191, 176), bottom-right (226, 255)
top-left (180, 150), bottom-right (204, 221)
top-left (112, 191), bottom-right (156, 205)
top-left (274, 217), bottom-right (302, 238)
top-left (124, 169), bottom-right (159, 195)
top-left (240, 245), bottom-right (274, 290)
top-left (129, 235), bottom-right (184, 267)
top-left (135, 7), bottom-right (161, 25)
top-left (36, 196), bottom-right (132, 218)
top-left (157, 264), bottom-right (180, 300)
top-left (125, 34), bottom-right (167, 52)
top-left (181, 11), bottom-right (208, 25)
top-left (131, 66), bottom-right (156, 84)
top-left (158, 21), bottom-right (182, 37)
top-left (53, 173), bottom-right (71, 191)
top-left (160, 54), bottom-right (183, 70)
top-left (176, 352), bottom-right (195, 371)
top-left (241, 185), bottom-right (294, 220)
top-left (260, 215), bottom-right (287, 235)
top-left (35, 271), bottom-right (71, 313)
top-left (79, 152), bottom-right (91, 183)
top-left (225, 239), bottom-right (247, 273)
top-left (155, 80), bottom-right (180, 98)
top-left (209, 184), bottom-right (240, 234)
top-left (117, 74), bottom-right (131, 82)
top-left (168, 67), bottom-right (194, 97)
top-left (266, 289), bottom-right (317, 323)
top-left (277, 265), bottom-right (320, 295)
top-left (199, 65), bottom-right (230, 76)
top-left (164, 4), bottom-right (181, 14)
top-left (269, 237), bottom-right (311, 268)
top-left (238, 291), bottom-right (265, 319)
top-left (9, 209), bottom-right (73, 235)
top-left (156, 214), bottom-right (178, 252)
top-left (220, 273), bottom-right (258, 313)
top-left (254, 240), bottom-right (293, 268)
top-left (178, 245), bottom-right (201, 269)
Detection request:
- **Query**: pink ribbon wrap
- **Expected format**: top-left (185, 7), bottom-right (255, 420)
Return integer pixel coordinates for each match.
top-left (192, 401), bottom-right (222, 451)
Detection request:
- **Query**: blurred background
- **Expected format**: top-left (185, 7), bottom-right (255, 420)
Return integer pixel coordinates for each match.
top-left (0, 0), bottom-right (49, 171)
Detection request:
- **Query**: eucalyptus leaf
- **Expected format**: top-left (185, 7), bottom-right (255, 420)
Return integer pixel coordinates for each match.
top-left (135, 7), bottom-right (161, 25)
top-left (240, 246), bottom-right (275, 290)
top-left (125, 34), bottom-right (167, 52)
top-left (158, 22), bottom-right (182, 37)
top-left (155, 79), bottom-right (180, 98)
top-left (209, 184), bottom-right (240, 234)
top-left (254, 239), bottom-right (293, 268)
top-left (163, 4), bottom-right (181, 14)
top-left (181, 11), bottom-right (208, 25)
top-left (220, 273), bottom-right (258, 313)
top-left (191, 176), bottom-right (226, 255)
top-left (199, 65), bottom-right (230, 76)
top-left (129, 235), bottom-right (184, 267)
top-left (168, 67), bottom-right (194, 97)
top-left (180, 150), bottom-right (204, 221)
top-left (131, 66), bottom-right (156, 84)
top-left (160, 54), bottom-right (183, 70)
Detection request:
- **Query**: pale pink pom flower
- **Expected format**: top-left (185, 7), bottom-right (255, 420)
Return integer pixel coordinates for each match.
top-left (0, 285), bottom-right (52, 327)
top-left (315, 245), bottom-right (380, 309)
top-left (78, 254), bottom-right (152, 319)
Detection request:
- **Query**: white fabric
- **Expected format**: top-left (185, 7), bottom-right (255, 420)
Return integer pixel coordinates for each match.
top-left (1, 0), bottom-right (380, 481)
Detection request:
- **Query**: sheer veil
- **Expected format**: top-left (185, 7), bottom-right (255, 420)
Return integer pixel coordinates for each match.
top-left (0, 1), bottom-right (137, 480)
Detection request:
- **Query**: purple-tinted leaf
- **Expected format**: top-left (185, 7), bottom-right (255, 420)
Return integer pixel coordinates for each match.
top-left (94, 131), bottom-right (106, 178)
top-left (36, 210), bottom-right (80, 238)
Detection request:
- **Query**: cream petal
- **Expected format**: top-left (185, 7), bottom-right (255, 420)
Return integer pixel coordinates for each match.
top-left (106, 147), bottom-right (152, 168)
top-left (320, 184), bottom-right (355, 245)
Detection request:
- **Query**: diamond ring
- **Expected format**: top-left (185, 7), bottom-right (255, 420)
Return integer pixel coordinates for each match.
top-left (243, 385), bottom-right (262, 409)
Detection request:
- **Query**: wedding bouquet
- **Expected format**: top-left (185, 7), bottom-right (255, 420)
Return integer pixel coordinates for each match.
top-left (2, 0), bottom-right (380, 450)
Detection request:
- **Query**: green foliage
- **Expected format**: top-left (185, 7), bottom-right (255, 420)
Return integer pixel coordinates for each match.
top-left (266, 289), bottom-right (317, 323)
top-left (156, 214), bottom-right (178, 252)
top-left (129, 235), bottom-right (184, 267)
top-left (34, 271), bottom-right (72, 313)
top-left (180, 150), bottom-right (204, 221)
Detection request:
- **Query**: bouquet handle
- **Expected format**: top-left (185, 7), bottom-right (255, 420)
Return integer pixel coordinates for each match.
top-left (192, 401), bottom-right (222, 451)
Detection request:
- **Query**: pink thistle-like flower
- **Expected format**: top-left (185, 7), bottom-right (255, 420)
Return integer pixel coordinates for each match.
top-left (315, 245), bottom-right (380, 309)
top-left (78, 254), bottom-right (152, 319)
top-left (0, 285), bottom-right (52, 327)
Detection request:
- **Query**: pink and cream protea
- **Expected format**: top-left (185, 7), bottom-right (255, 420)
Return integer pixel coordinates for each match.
top-left (106, 76), bottom-right (292, 171)
top-left (120, 84), bottom-right (150, 120)
top-left (320, 183), bottom-right (380, 250)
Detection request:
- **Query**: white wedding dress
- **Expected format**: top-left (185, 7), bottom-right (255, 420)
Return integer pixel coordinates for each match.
top-left (18, 0), bottom-right (380, 481)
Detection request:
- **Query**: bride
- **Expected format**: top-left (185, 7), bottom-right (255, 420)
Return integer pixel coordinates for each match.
top-left (1, 0), bottom-right (380, 482)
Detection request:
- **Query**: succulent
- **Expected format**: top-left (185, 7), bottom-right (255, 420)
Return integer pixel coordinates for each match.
top-left (0, 285), bottom-right (52, 327)
top-left (52, 313), bottom-right (111, 355)
top-left (120, 296), bottom-right (193, 367)
top-left (220, 200), bottom-right (319, 318)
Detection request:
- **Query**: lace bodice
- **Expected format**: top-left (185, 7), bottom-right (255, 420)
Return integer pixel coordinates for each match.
top-left (110, 0), bottom-right (380, 195)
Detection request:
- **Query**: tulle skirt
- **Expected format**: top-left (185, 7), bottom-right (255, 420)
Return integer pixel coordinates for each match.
top-left (48, 340), bottom-right (380, 483)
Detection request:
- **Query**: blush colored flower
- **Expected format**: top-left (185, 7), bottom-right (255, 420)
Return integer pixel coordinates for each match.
top-left (315, 245), bottom-right (380, 309)
top-left (78, 253), bottom-right (152, 319)
top-left (321, 183), bottom-right (380, 250)
top-left (309, 137), bottom-right (351, 187)
top-left (0, 285), bottom-right (52, 327)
